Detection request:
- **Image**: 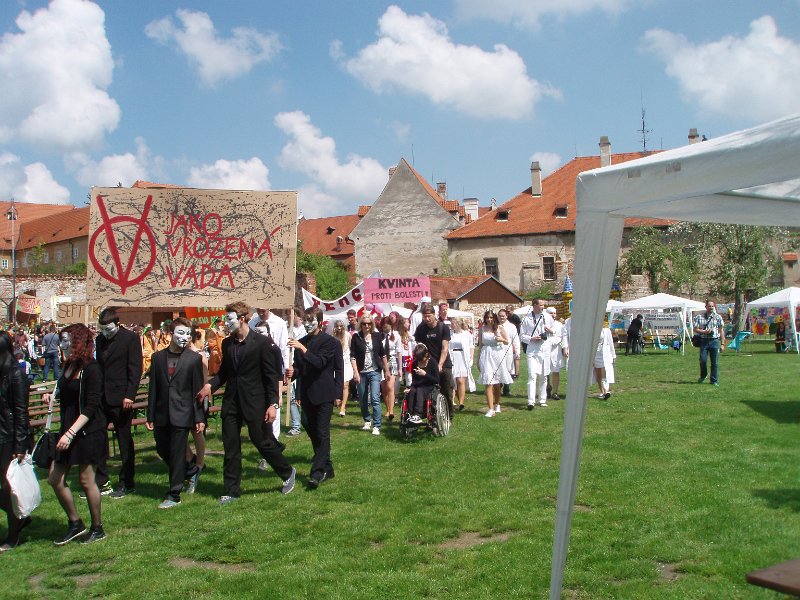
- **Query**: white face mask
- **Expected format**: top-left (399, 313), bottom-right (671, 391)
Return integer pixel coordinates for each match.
top-left (255, 325), bottom-right (270, 337)
top-left (98, 321), bottom-right (119, 339)
top-left (303, 318), bottom-right (317, 334)
top-left (173, 326), bottom-right (192, 348)
top-left (60, 332), bottom-right (72, 359)
top-left (224, 312), bottom-right (240, 334)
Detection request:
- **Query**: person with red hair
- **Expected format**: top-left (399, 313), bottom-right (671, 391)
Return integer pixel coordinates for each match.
top-left (46, 324), bottom-right (108, 545)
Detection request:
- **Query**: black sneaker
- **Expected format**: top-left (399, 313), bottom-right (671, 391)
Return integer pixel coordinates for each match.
top-left (308, 472), bottom-right (327, 490)
top-left (80, 525), bottom-right (106, 544)
top-left (109, 486), bottom-right (135, 499)
top-left (54, 519), bottom-right (87, 546)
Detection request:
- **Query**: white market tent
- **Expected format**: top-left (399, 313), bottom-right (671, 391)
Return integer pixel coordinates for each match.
top-left (550, 114), bottom-right (800, 599)
top-left (746, 287), bottom-right (800, 354)
top-left (619, 292), bottom-right (706, 353)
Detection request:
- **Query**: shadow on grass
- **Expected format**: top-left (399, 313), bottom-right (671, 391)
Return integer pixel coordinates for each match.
top-left (741, 400), bottom-right (800, 424)
top-left (752, 488), bottom-right (800, 512)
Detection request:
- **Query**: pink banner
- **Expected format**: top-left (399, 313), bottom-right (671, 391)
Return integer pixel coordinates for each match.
top-left (16, 294), bottom-right (41, 315)
top-left (362, 277), bottom-right (430, 303)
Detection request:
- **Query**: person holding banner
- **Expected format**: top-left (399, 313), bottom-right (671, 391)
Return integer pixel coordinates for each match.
top-left (198, 302), bottom-right (296, 504)
top-left (287, 306), bottom-right (342, 489)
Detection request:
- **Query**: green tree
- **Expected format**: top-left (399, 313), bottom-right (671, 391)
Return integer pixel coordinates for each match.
top-left (65, 259), bottom-right (87, 275)
top-left (618, 227), bottom-right (674, 294)
top-left (296, 248), bottom-right (351, 299)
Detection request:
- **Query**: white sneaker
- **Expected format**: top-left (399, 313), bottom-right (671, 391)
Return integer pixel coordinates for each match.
top-left (362, 421), bottom-right (372, 431)
top-left (371, 427), bottom-right (380, 436)
top-left (539, 402), bottom-right (548, 407)
top-left (495, 405), bottom-right (501, 413)
top-left (485, 409), bottom-right (495, 417)
top-left (257, 458), bottom-right (269, 471)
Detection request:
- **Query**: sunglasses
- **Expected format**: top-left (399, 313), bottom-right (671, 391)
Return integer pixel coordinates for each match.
top-left (362, 322), bottom-right (372, 326)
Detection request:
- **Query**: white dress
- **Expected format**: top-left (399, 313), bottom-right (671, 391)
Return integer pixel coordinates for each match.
top-left (449, 330), bottom-right (473, 378)
top-left (549, 320), bottom-right (566, 372)
top-left (341, 332), bottom-right (353, 382)
top-left (593, 328), bottom-right (616, 384)
top-left (501, 321), bottom-right (520, 376)
top-left (478, 329), bottom-right (513, 385)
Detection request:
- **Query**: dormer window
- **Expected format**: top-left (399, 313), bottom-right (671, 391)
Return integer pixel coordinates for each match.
top-left (326, 226), bottom-right (336, 235)
top-left (496, 210), bottom-right (510, 222)
top-left (555, 205), bottom-right (568, 218)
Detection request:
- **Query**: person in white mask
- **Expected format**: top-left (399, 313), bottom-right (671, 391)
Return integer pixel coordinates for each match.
top-left (145, 318), bottom-right (206, 509)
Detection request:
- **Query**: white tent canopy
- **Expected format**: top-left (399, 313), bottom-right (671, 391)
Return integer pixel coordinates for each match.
top-left (619, 292), bottom-right (706, 352)
top-left (551, 113), bottom-right (800, 599)
top-left (746, 287), bottom-right (800, 354)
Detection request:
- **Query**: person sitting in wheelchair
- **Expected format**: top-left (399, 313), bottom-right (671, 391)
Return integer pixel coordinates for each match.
top-left (406, 344), bottom-right (439, 425)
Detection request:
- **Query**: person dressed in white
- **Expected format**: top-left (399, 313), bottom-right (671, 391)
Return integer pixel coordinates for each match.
top-left (497, 309), bottom-right (520, 410)
top-left (330, 320), bottom-right (353, 417)
top-left (477, 311), bottom-right (511, 417)
top-left (545, 308), bottom-right (566, 400)
top-left (593, 322), bottom-right (616, 399)
top-left (519, 298), bottom-right (555, 409)
top-left (448, 317), bottom-right (475, 411)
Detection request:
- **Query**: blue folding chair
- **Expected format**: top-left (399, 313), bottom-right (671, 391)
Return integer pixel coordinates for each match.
top-left (726, 330), bottom-right (751, 352)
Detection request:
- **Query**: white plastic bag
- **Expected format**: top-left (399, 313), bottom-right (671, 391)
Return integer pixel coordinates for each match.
top-left (6, 454), bottom-right (41, 518)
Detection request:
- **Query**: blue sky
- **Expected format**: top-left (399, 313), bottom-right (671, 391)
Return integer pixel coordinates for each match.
top-left (1, 0), bottom-right (799, 218)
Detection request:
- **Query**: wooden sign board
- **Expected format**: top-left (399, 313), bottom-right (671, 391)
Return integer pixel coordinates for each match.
top-left (56, 303), bottom-right (101, 324)
top-left (86, 187), bottom-right (297, 308)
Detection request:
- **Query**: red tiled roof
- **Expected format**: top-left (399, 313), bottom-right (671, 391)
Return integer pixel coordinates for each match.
top-left (0, 201), bottom-right (77, 250)
top-left (357, 205), bottom-right (370, 217)
top-left (402, 159), bottom-right (477, 224)
top-left (297, 214), bottom-right (359, 259)
top-left (446, 153), bottom-right (671, 240)
top-left (430, 275), bottom-right (488, 301)
top-left (17, 206), bottom-right (90, 250)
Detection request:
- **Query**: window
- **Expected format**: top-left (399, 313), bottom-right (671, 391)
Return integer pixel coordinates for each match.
top-left (496, 210), bottom-right (510, 222)
top-left (56, 249), bottom-right (63, 262)
top-left (1, 259), bottom-right (7, 270)
top-left (72, 246), bottom-right (79, 259)
top-left (484, 258), bottom-right (499, 278)
top-left (43, 251), bottom-right (49, 264)
top-left (555, 205), bottom-right (568, 218)
top-left (543, 256), bottom-right (556, 281)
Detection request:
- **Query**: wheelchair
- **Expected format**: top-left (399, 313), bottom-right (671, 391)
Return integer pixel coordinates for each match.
top-left (399, 385), bottom-right (451, 439)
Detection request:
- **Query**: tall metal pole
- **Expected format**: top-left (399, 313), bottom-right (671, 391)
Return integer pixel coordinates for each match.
top-left (6, 197), bottom-right (16, 324)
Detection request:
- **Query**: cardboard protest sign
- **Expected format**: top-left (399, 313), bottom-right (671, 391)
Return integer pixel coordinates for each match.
top-left (16, 294), bottom-right (41, 315)
top-left (184, 306), bottom-right (226, 327)
top-left (56, 303), bottom-right (101, 325)
top-left (87, 187), bottom-right (296, 308)
top-left (362, 277), bottom-right (430, 303)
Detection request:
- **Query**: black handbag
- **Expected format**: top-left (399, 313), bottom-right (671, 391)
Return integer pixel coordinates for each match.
top-left (32, 388), bottom-right (58, 470)
top-left (691, 334), bottom-right (701, 348)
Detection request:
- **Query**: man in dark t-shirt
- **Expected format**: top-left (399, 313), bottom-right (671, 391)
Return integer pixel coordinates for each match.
top-left (414, 306), bottom-right (453, 417)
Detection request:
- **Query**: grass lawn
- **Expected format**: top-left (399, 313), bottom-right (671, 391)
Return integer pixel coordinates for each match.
top-left (2, 340), bottom-right (799, 599)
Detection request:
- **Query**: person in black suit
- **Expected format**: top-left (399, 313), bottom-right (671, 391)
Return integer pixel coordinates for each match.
top-left (95, 307), bottom-right (143, 499)
top-left (287, 306), bottom-right (343, 489)
top-left (198, 301), bottom-right (296, 505)
top-left (146, 318), bottom-right (205, 509)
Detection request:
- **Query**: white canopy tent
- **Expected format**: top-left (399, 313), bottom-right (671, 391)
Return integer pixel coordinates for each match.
top-left (550, 114), bottom-right (800, 599)
top-left (619, 292), bottom-right (706, 354)
top-left (746, 287), bottom-right (800, 354)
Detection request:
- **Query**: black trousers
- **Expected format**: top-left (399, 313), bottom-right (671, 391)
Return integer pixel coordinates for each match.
top-left (301, 401), bottom-right (333, 480)
top-left (96, 405), bottom-right (135, 488)
top-left (221, 411), bottom-right (292, 497)
top-left (154, 425), bottom-right (196, 502)
top-left (439, 367), bottom-right (454, 417)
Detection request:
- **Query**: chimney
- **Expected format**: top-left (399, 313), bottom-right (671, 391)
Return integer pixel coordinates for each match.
top-left (436, 182), bottom-right (447, 199)
top-left (530, 161), bottom-right (542, 196)
top-left (463, 198), bottom-right (479, 221)
top-left (599, 136), bottom-right (611, 167)
top-left (335, 235), bottom-right (343, 251)
top-left (388, 166), bottom-right (397, 177)
top-left (490, 197), bottom-right (497, 211)
top-left (688, 128), bottom-right (700, 144)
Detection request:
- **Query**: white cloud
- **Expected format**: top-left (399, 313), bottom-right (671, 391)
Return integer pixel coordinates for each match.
top-left (187, 157), bottom-right (271, 190)
top-left (455, 0), bottom-right (635, 29)
top-left (389, 121), bottom-right (411, 143)
top-left (145, 9), bottom-right (281, 86)
top-left (274, 110), bottom-right (388, 214)
top-left (642, 16), bottom-right (800, 122)
top-left (0, 152), bottom-right (71, 204)
top-left (68, 137), bottom-right (154, 189)
top-left (0, 0), bottom-right (120, 151)
top-left (297, 184), bottom-right (342, 219)
top-left (530, 152), bottom-right (562, 176)
top-left (339, 6), bottom-right (559, 120)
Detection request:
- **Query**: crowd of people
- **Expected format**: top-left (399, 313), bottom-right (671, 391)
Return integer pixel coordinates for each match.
top-left (0, 294), bottom-right (626, 552)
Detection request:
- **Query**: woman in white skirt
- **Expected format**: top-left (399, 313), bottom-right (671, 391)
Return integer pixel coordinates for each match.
top-left (547, 310), bottom-right (566, 400)
top-left (477, 310), bottom-right (511, 417)
top-left (449, 317), bottom-right (475, 412)
top-left (332, 320), bottom-right (353, 416)
top-left (593, 321), bottom-right (616, 399)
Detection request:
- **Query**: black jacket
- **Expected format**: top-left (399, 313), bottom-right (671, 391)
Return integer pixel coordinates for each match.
top-left (0, 359), bottom-right (28, 453)
top-left (292, 331), bottom-right (343, 406)
top-left (96, 327), bottom-right (143, 407)
top-left (147, 348), bottom-right (205, 428)
top-left (350, 331), bottom-right (386, 374)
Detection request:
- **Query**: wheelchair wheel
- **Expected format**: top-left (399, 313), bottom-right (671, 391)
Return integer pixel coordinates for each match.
top-left (434, 392), bottom-right (451, 437)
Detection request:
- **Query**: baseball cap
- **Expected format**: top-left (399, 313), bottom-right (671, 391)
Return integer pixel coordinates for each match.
top-left (420, 296), bottom-right (432, 303)
top-left (546, 307), bottom-right (557, 314)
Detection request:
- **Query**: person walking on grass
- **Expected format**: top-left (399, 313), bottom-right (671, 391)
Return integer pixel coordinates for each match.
top-left (350, 315), bottom-right (387, 436)
top-left (197, 302), bottom-right (296, 505)
top-left (47, 324), bottom-right (108, 545)
top-left (519, 298), bottom-right (554, 410)
top-left (146, 318), bottom-right (205, 509)
top-left (693, 299), bottom-right (726, 386)
top-left (593, 321), bottom-right (616, 400)
top-left (287, 307), bottom-right (343, 489)
top-left (477, 310), bottom-right (511, 417)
